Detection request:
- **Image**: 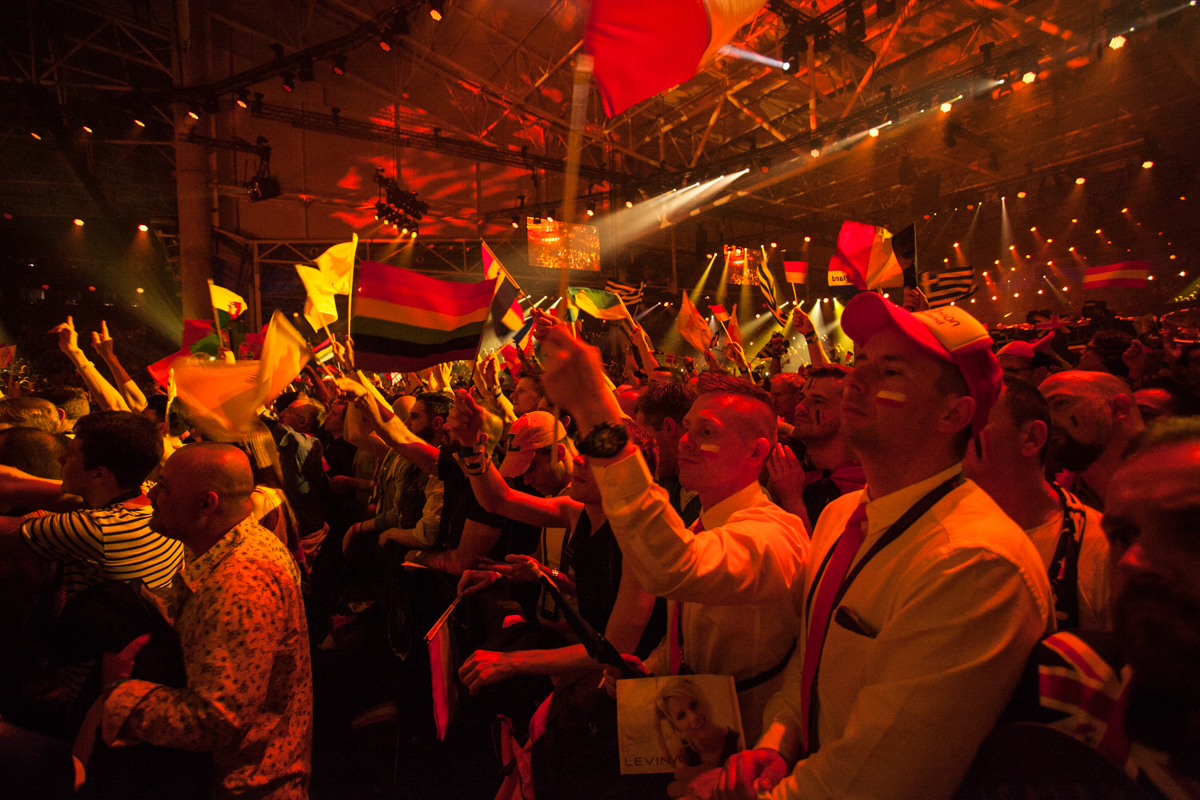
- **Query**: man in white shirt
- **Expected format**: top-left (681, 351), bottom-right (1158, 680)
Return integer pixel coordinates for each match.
top-left (713, 295), bottom-right (1054, 800)
top-left (537, 337), bottom-right (809, 744)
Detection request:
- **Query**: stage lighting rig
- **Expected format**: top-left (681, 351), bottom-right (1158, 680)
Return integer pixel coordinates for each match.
top-left (373, 168), bottom-right (428, 232)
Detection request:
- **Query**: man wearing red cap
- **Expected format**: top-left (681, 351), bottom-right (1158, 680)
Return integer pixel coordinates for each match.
top-left (996, 332), bottom-right (1060, 387)
top-left (713, 295), bottom-right (1054, 800)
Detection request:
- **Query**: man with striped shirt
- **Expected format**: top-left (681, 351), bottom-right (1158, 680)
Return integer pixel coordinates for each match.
top-left (0, 411), bottom-right (184, 596)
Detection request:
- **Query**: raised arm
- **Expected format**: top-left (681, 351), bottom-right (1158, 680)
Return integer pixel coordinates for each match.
top-left (49, 317), bottom-right (130, 412)
top-left (792, 311), bottom-right (830, 368)
top-left (92, 321), bottom-right (147, 412)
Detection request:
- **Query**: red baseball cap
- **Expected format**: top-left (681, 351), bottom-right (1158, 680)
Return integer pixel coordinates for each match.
top-left (842, 293), bottom-right (1002, 436)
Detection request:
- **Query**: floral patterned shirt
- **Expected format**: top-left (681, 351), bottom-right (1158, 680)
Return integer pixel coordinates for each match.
top-left (102, 517), bottom-right (313, 800)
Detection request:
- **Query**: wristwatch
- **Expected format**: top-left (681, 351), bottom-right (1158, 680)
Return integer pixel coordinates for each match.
top-left (577, 421), bottom-right (630, 458)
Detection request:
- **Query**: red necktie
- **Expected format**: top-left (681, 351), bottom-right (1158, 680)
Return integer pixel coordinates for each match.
top-left (669, 516), bottom-right (705, 675)
top-left (800, 502), bottom-right (868, 752)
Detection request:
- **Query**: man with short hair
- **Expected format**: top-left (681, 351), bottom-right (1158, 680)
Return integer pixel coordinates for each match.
top-left (0, 397), bottom-right (61, 433)
top-left (964, 375), bottom-right (1110, 631)
top-left (1079, 329), bottom-right (1133, 378)
top-left (769, 373), bottom-right (805, 427)
top-left (1040, 370), bottom-right (1145, 511)
top-left (716, 296), bottom-right (1053, 800)
top-left (634, 380), bottom-right (701, 524)
top-left (0, 411), bottom-right (183, 598)
top-left (1007, 418), bottom-right (1200, 797)
top-left (99, 443), bottom-right (312, 800)
top-left (33, 387), bottom-right (91, 433)
top-left (279, 396), bottom-right (327, 437)
top-left (509, 375), bottom-right (545, 418)
top-left (768, 365), bottom-right (864, 529)
top-left (539, 338), bottom-right (810, 744)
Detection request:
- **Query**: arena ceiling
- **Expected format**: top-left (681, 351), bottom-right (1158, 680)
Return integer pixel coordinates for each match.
top-left (1, 0), bottom-right (1198, 311)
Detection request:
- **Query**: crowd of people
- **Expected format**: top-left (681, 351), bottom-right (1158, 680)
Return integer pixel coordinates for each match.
top-left (0, 291), bottom-right (1198, 800)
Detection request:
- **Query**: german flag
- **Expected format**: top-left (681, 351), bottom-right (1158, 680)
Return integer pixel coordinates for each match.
top-left (353, 261), bottom-right (494, 372)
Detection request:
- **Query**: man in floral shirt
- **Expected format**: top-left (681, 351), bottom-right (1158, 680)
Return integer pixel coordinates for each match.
top-left (100, 443), bottom-right (312, 800)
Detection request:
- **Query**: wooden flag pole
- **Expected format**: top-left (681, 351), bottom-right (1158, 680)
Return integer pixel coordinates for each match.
top-left (205, 279), bottom-right (224, 349)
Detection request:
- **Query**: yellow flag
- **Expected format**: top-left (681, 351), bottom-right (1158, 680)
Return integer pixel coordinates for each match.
top-left (296, 264), bottom-right (338, 331)
top-left (675, 292), bottom-right (713, 353)
top-left (174, 311), bottom-right (310, 436)
top-left (209, 282), bottom-right (247, 319)
top-left (316, 233), bottom-right (358, 295)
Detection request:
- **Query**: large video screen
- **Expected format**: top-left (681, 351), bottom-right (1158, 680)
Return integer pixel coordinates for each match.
top-left (527, 218), bottom-right (601, 271)
top-left (724, 245), bottom-right (763, 286)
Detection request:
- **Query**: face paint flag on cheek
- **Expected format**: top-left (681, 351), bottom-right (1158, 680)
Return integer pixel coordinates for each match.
top-left (699, 444), bottom-right (721, 453)
top-left (875, 390), bottom-right (907, 408)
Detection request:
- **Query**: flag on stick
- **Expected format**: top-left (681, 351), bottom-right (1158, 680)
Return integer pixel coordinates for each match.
top-left (572, 287), bottom-right (631, 322)
top-left (0, 344), bottom-right (14, 369)
top-left (316, 234), bottom-right (358, 295)
top-left (605, 280), bottom-right (645, 309)
top-left (727, 304), bottom-right (744, 348)
top-left (208, 283), bottom-right (247, 320)
top-left (482, 241), bottom-right (526, 336)
top-left (353, 261), bottom-right (494, 373)
top-left (756, 262), bottom-right (787, 326)
top-left (784, 261), bottom-right (808, 284)
top-left (828, 220), bottom-right (904, 290)
top-left (1083, 261), bottom-right (1151, 289)
top-left (675, 291), bottom-right (713, 353)
top-left (296, 264), bottom-right (339, 332)
top-left (920, 266), bottom-right (977, 308)
top-left (586, 0), bottom-right (767, 117)
top-left (173, 311), bottom-right (310, 436)
top-left (709, 304), bottom-right (730, 323)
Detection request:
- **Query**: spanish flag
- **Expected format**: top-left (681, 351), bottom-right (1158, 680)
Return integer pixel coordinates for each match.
top-left (352, 261), bottom-right (493, 372)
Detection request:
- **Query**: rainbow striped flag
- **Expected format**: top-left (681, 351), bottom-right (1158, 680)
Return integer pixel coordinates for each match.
top-left (353, 261), bottom-right (494, 372)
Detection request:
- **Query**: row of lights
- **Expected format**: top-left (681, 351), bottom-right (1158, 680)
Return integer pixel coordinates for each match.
top-left (37, 284), bottom-right (146, 295)
top-left (71, 219), bottom-right (151, 233)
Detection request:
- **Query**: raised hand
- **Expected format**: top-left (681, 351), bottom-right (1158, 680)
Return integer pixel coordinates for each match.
top-left (49, 316), bottom-right (83, 358)
top-left (91, 320), bottom-right (116, 361)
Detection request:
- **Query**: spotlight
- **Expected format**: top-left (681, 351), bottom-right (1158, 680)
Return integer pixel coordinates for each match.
top-left (546, 211), bottom-right (555, 223)
top-left (281, 72), bottom-right (295, 92)
top-left (1017, 191), bottom-right (1026, 198)
top-left (1021, 71), bottom-right (1036, 84)
top-left (332, 54), bottom-right (347, 76)
top-left (810, 148), bottom-right (820, 158)
top-left (235, 89), bottom-right (250, 109)
top-left (586, 200), bottom-right (596, 217)
top-left (82, 125), bottom-right (92, 133)
top-left (429, 0), bottom-right (446, 20)
top-left (533, 215), bottom-right (542, 224)
top-left (804, 236), bottom-right (811, 243)
top-left (136, 287), bottom-right (145, 294)
top-left (73, 218), bottom-right (84, 226)
top-left (1108, 34), bottom-right (1126, 49)
top-left (1075, 176), bottom-right (1085, 185)
top-left (138, 224), bottom-right (149, 232)
top-left (869, 127), bottom-right (880, 137)
top-left (1142, 160), bottom-right (1154, 169)
top-left (940, 101), bottom-right (953, 112)
top-left (134, 118), bottom-right (145, 127)
top-left (625, 199), bottom-right (633, 208)
top-left (1121, 207), bottom-right (1128, 213)
top-left (187, 103), bottom-right (201, 120)
top-left (511, 216), bottom-right (520, 228)
top-left (30, 131), bottom-right (41, 139)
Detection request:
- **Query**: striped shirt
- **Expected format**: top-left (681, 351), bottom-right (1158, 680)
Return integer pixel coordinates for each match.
top-left (21, 496), bottom-right (184, 597)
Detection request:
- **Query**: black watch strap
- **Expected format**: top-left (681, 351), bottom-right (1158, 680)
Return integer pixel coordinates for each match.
top-left (578, 422), bottom-right (629, 458)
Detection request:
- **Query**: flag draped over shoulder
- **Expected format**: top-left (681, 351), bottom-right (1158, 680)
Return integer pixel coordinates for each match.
top-left (676, 291), bottom-right (712, 353)
top-left (1083, 261), bottom-right (1150, 289)
top-left (296, 265), bottom-right (339, 331)
top-left (828, 220), bottom-right (903, 290)
top-left (353, 261), bottom-right (494, 372)
top-left (920, 266), bottom-right (977, 309)
top-left (757, 262), bottom-right (787, 326)
top-left (784, 261), bottom-right (808, 285)
top-left (585, 0), bottom-right (766, 117)
top-left (316, 234), bottom-right (358, 295)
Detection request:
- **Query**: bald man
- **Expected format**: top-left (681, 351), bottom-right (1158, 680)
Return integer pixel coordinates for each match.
top-left (1040, 371), bottom-right (1145, 511)
top-left (99, 443), bottom-right (313, 800)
